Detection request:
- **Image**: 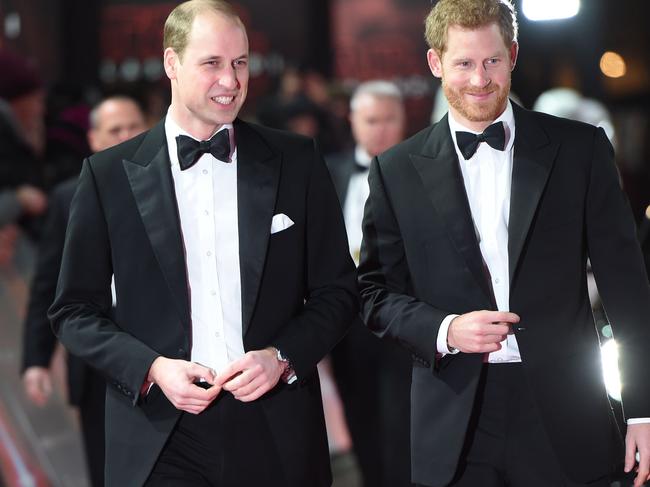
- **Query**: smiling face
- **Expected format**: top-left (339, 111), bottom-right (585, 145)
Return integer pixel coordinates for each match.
top-left (164, 10), bottom-right (249, 140)
top-left (427, 23), bottom-right (517, 131)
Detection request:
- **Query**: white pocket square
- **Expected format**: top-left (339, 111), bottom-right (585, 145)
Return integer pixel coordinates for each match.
top-left (270, 213), bottom-right (294, 234)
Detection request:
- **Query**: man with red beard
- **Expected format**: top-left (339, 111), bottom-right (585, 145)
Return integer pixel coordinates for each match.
top-left (358, 1), bottom-right (650, 486)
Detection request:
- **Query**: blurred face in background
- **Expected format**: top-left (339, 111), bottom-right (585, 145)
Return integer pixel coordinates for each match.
top-left (164, 10), bottom-right (249, 140)
top-left (88, 98), bottom-right (146, 152)
top-left (350, 94), bottom-right (405, 157)
top-left (427, 22), bottom-right (517, 131)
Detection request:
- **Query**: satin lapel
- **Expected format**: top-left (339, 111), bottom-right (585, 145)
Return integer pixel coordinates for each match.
top-left (410, 117), bottom-right (495, 306)
top-left (122, 120), bottom-right (191, 331)
top-left (508, 105), bottom-right (559, 285)
top-left (234, 120), bottom-right (281, 335)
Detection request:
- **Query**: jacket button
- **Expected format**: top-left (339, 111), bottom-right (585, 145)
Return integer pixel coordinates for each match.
top-left (178, 348), bottom-right (186, 357)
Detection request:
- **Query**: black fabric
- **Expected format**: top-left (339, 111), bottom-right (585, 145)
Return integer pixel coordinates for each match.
top-left (144, 393), bottom-right (285, 487)
top-left (176, 129), bottom-right (230, 170)
top-left (49, 118), bottom-right (357, 487)
top-left (359, 103), bottom-right (645, 487)
top-left (325, 151), bottom-right (413, 487)
top-left (455, 121), bottom-right (505, 160)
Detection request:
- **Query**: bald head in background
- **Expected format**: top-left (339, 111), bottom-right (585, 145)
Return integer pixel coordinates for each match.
top-left (349, 81), bottom-right (405, 158)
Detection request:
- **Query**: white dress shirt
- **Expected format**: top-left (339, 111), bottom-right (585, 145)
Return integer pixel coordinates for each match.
top-left (343, 146), bottom-right (372, 263)
top-left (165, 115), bottom-right (245, 374)
top-left (436, 101), bottom-right (521, 363)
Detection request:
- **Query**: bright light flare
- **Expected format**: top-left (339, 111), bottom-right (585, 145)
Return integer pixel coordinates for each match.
top-left (522, 0), bottom-right (580, 21)
top-left (600, 339), bottom-right (622, 402)
top-left (599, 51), bottom-right (626, 78)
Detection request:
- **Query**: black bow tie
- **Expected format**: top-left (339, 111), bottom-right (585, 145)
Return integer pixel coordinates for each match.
top-left (455, 122), bottom-right (506, 160)
top-left (176, 129), bottom-right (231, 170)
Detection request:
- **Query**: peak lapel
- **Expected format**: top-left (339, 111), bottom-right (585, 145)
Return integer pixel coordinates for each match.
top-left (122, 120), bottom-right (191, 332)
top-left (410, 118), bottom-right (496, 307)
top-left (234, 120), bottom-right (281, 335)
top-left (508, 105), bottom-right (559, 285)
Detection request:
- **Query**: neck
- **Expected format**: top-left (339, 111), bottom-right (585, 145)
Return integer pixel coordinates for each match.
top-left (168, 103), bottom-right (221, 141)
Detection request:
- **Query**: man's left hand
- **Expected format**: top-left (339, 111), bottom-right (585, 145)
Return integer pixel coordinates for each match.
top-left (219, 348), bottom-right (284, 402)
top-left (625, 423), bottom-right (650, 487)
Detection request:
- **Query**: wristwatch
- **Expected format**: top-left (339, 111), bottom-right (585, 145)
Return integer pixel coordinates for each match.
top-left (274, 347), bottom-right (297, 384)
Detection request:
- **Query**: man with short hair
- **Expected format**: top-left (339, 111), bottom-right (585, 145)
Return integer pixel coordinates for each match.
top-left (358, 1), bottom-right (650, 486)
top-left (22, 94), bottom-right (146, 487)
top-left (327, 80), bottom-right (412, 487)
top-left (49, 1), bottom-right (357, 486)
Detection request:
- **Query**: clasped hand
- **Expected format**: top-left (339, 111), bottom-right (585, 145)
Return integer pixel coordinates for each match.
top-left (148, 347), bottom-right (285, 414)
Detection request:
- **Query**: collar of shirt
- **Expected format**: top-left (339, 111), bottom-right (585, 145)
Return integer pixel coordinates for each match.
top-left (447, 99), bottom-right (516, 161)
top-left (164, 112), bottom-right (236, 168)
top-left (354, 145), bottom-right (373, 169)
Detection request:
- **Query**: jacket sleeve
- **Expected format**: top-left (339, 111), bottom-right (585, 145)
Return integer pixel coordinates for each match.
top-left (585, 128), bottom-right (650, 419)
top-left (358, 157), bottom-right (448, 366)
top-left (21, 184), bottom-right (68, 370)
top-left (270, 141), bottom-right (359, 380)
top-left (48, 159), bottom-right (159, 405)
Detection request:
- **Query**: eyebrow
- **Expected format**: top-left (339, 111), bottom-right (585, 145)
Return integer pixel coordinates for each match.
top-left (198, 53), bottom-right (248, 63)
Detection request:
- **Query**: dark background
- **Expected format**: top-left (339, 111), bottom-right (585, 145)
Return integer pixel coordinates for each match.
top-left (1, 0), bottom-right (648, 216)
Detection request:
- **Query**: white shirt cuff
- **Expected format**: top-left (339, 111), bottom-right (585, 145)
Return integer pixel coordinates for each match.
top-left (627, 417), bottom-right (650, 424)
top-left (437, 314), bottom-right (460, 355)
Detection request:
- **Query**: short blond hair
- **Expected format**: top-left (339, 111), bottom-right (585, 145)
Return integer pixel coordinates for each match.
top-left (425, 0), bottom-right (518, 55)
top-left (163, 0), bottom-right (244, 61)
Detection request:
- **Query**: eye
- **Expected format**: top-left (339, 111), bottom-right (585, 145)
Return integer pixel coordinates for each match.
top-left (457, 61), bottom-right (471, 68)
top-left (486, 57), bottom-right (500, 65)
top-left (233, 58), bottom-right (248, 68)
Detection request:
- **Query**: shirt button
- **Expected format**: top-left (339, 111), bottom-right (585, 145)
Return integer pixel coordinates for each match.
top-left (214, 331), bottom-right (220, 338)
top-left (202, 169), bottom-right (208, 175)
top-left (211, 290), bottom-right (217, 296)
top-left (494, 278), bottom-right (500, 284)
top-left (206, 251), bottom-right (212, 257)
top-left (204, 210), bottom-right (209, 216)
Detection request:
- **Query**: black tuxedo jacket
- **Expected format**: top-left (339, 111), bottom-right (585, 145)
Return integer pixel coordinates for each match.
top-left (358, 103), bottom-right (650, 487)
top-left (22, 178), bottom-right (93, 405)
top-left (326, 150), bottom-right (357, 207)
top-left (49, 118), bottom-right (358, 487)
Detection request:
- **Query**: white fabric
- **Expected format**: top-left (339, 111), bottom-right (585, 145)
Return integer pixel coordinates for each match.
top-left (343, 146), bottom-right (372, 263)
top-left (436, 101), bottom-right (521, 363)
top-left (165, 115), bottom-right (245, 374)
top-left (270, 213), bottom-right (294, 234)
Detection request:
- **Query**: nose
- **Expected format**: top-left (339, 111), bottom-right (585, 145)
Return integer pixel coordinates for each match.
top-left (219, 66), bottom-right (239, 90)
top-left (470, 65), bottom-right (491, 89)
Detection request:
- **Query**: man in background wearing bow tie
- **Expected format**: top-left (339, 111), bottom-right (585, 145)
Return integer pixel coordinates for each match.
top-left (49, 1), bottom-right (357, 486)
top-left (358, 1), bottom-right (650, 487)
top-left (326, 80), bottom-right (412, 487)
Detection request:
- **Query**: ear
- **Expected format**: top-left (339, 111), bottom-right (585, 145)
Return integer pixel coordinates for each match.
top-left (509, 42), bottom-right (519, 71)
top-left (427, 49), bottom-right (443, 79)
top-left (163, 47), bottom-right (179, 80)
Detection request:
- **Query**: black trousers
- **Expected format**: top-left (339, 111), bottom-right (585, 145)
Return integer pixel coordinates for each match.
top-left (144, 392), bottom-right (286, 487)
top-left (440, 363), bottom-right (611, 487)
top-left (78, 368), bottom-right (106, 487)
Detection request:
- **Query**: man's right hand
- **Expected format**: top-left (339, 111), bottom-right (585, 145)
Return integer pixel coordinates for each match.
top-left (23, 366), bottom-right (53, 406)
top-left (447, 310), bottom-right (520, 354)
top-left (146, 357), bottom-right (221, 414)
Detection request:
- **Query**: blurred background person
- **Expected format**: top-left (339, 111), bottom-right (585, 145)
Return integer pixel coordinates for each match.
top-left (0, 48), bottom-right (49, 246)
top-left (327, 80), bottom-right (413, 487)
top-left (21, 94), bottom-right (147, 487)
